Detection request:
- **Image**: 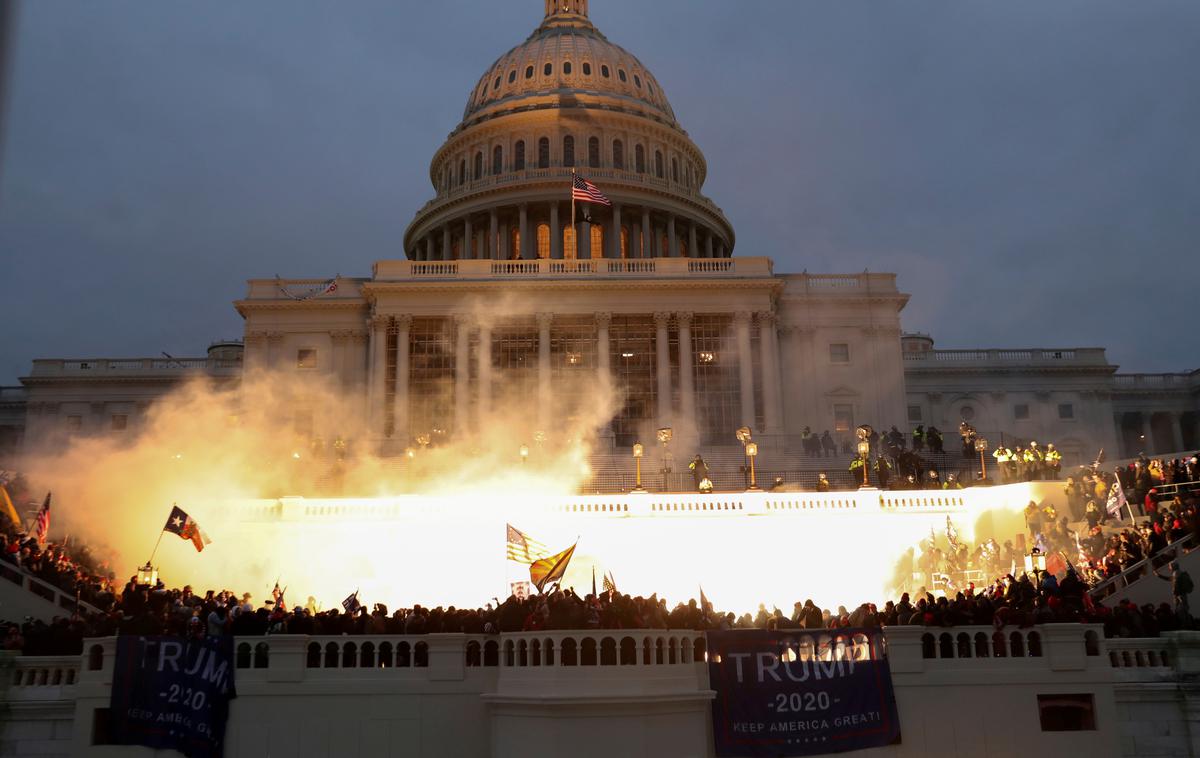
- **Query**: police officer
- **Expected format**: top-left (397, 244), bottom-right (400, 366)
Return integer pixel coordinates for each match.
top-left (993, 444), bottom-right (1014, 484)
top-left (1044, 444), bottom-right (1062, 480)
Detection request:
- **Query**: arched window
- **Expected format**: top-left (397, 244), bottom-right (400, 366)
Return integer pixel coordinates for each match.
top-left (492, 145), bottom-right (503, 175)
top-left (672, 157), bottom-right (679, 183)
top-left (588, 137), bottom-right (600, 168)
top-left (544, 62), bottom-right (553, 76)
top-left (590, 225), bottom-right (604, 258)
top-left (474, 152), bottom-right (483, 180)
top-left (458, 159), bottom-right (466, 186)
top-left (562, 136), bottom-right (575, 168)
top-left (620, 226), bottom-right (629, 259)
top-left (582, 62), bottom-right (592, 76)
top-left (510, 227), bottom-right (521, 260)
top-left (514, 140), bottom-right (526, 171)
top-left (536, 224), bottom-right (550, 259)
top-left (493, 76), bottom-right (501, 91)
top-left (613, 140), bottom-right (624, 169)
top-left (563, 61), bottom-right (572, 75)
top-left (633, 74), bottom-right (642, 88)
top-left (654, 150), bottom-right (664, 179)
top-left (564, 227), bottom-right (577, 259)
top-left (508, 70), bottom-right (516, 83)
top-left (525, 65), bottom-right (534, 79)
top-left (601, 64), bottom-right (610, 78)
top-left (538, 137), bottom-right (550, 169)
top-left (635, 145), bottom-right (645, 174)
top-left (618, 69), bottom-right (627, 82)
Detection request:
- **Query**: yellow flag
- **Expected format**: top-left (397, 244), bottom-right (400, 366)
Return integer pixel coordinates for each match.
top-left (529, 542), bottom-right (577, 592)
top-left (0, 485), bottom-right (20, 527)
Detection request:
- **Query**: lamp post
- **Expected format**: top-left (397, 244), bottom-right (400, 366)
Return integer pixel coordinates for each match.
top-left (1023, 549), bottom-right (1047, 577)
top-left (136, 563), bottom-right (158, 587)
top-left (745, 441), bottom-right (761, 491)
top-left (857, 440), bottom-right (871, 488)
top-left (519, 444), bottom-right (529, 465)
top-left (975, 437), bottom-right (989, 483)
top-left (632, 443), bottom-right (647, 493)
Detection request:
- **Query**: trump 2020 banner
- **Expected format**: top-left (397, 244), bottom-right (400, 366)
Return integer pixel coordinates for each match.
top-left (707, 629), bottom-right (900, 757)
top-left (109, 636), bottom-right (238, 758)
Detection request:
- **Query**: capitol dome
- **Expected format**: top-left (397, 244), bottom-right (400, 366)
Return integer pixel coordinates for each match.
top-left (403, 0), bottom-right (734, 263)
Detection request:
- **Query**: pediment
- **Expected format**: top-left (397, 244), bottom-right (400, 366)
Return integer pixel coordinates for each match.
top-left (825, 385), bottom-right (861, 398)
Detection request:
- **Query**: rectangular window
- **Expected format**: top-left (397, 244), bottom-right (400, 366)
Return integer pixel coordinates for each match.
top-left (297, 348), bottom-right (317, 369)
top-left (907, 405), bottom-right (922, 422)
top-left (66, 415), bottom-right (82, 431)
top-left (1014, 404), bottom-right (1030, 420)
top-left (829, 343), bottom-right (850, 364)
top-left (111, 415), bottom-right (127, 431)
top-left (1038, 694), bottom-right (1096, 731)
top-left (1058, 403), bottom-right (1074, 420)
top-left (834, 404), bottom-right (854, 433)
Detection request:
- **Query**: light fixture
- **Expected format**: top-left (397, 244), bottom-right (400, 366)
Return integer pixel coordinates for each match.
top-left (656, 428), bottom-right (673, 444)
top-left (1024, 550), bottom-right (1047, 575)
top-left (975, 437), bottom-right (989, 482)
top-left (857, 440), bottom-right (871, 488)
top-left (405, 447), bottom-right (416, 460)
top-left (566, 352), bottom-right (581, 365)
top-left (745, 441), bottom-right (760, 491)
top-left (137, 563), bottom-right (158, 587)
top-left (292, 451), bottom-right (301, 460)
top-left (621, 351), bottom-right (635, 359)
top-left (735, 427), bottom-right (752, 445)
top-left (632, 443), bottom-right (646, 493)
top-left (698, 351), bottom-right (716, 364)
top-left (519, 444), bottom-right (530, 463)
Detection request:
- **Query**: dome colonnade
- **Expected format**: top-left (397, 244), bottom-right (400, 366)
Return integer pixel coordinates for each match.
top-left (402, 0), bottom-right (734, 264)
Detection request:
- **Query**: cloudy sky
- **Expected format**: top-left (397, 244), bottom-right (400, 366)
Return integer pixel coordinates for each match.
top-left (1, 0), bottom-right (1197, 383)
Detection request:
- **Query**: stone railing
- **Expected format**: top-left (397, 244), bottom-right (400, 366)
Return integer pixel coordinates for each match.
top-left (27, 358), bottom-right (242, 376)
top-left (0, 561), bottom-right (103, 616)
top-left (1113, 373), bottom-right (1197, 390)
top-left (903, 348), bottom-right (1109, 366)
top-left (368, 256), bottom-right (773, 282)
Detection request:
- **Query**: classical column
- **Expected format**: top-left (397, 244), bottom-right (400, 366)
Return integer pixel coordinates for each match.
top-left (579, 216), bottom-right (591, 259)
top-left (610, 203), bottom-right (622, 259)
top-left (442, 224), bottom-right (452, 261)
top-left (454, 316), bottom-right (471, 437)
top-left (757, 311), bottom-right (784, 434)
top-left (734, 311), bottom-right (756, 430)
top-left (477, 324), bottom-right (493, 427)
top-left (677, 312), bottom-right (696, 431)
top-left (519, 203), bottom-right (531, 260)
top-left (667, 215), bottom-right (677, 258)
top-left (596, 312), bottom-right (613, 440)
top-left (393, 315), bottom-right (412, 442)
top-left (688, 222), bottom-right (698, 260)
top-left (464, 216), bottom-right (474, 260)
top-left (368, 315), bottom-right (389, 439)
top-left (537, 313), bottom-right (553, 430)
top-left (641, 208), bottom-right (651, 258)
top-left (423, 236), bottom-right (433, 262)
top-left (499, 220), bottom-right (509, 260)
top-left (489, 209), bottom-right (499, 260)
top-left (550, 203), bottom-right (562, 260)
top-left (654, 311), bottom-right (673, 430)
top-left (1171, 414), bottom-right (1186, 453)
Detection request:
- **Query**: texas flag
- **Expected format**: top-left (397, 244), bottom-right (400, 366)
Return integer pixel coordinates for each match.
top-left (163, 505), bottom-right (211, 552)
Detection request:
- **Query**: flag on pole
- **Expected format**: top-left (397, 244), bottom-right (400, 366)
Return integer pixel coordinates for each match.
top-left (0, 484), bottom-right (20, 527)
top-left (506, 523), bottom-right (549, 564)
top-left (163, 505), bottom-right (211, 552)
top-left (33, 493), bottom-right (51, 544)
top-left (591, 565), bottom-right (597, 597)
top-left (699, 586), bottom-right (713, 615)
top-left (1105, 481), bottom-right (1128, 517)
top-left (945, 516), bottom-right (959, 549)
top-left (342, 590), bottom-right (361, 613)
top-left (529, 542), bottom-right (577, 592)
top-left (272, 581), bottom-right (288, 612)
top-left (572, 175), bottom-right (612, 206)
top-left (602, 571), bottom-right (617, 596)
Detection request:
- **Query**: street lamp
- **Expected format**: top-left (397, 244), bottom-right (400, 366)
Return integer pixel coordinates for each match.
top-left (1024, 549), bottom-right (1047, 576)
top-left (857, 440), bottom-right (871, 488)
top-left (975, 437), bottom-right (989, 483)
top-left (745, 441), bottom-right (761, 491)
top-left (632, 443), bottom-right (647, 493)
top-left (137, 563), bottom-right (158, 587)
top-left (519, 444), bottom-right (530, 464)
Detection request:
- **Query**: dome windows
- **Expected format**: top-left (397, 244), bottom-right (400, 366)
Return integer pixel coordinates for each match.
top-left (647, 82), bottom-right (654, 95)
top-left (618, 69), bottom-right (627, 83)
top-left (588, 137), bottom-right (600, 168)
top-left (563, 61), bottom-right (572, 75)
top-left (514, 140), bottom-right (526, 171)
top-left (563, 135), bottom-right (575, 168)
top-left (635, 144), bottom-right (646, 174)
top-left (633, 74), bottom-right (642, 89)
top-left (525, 65), bottom-right (534, 79)
top-left (654, 150), bottom-right (664, 179)
top-left (492, 145), bottom-right (503, 175)
top-left (544, 62), bottom-right (553, 76)
top-left (508, 70), bottom-right (517, 84)
top-left (582, 62), bottom-right (592, 76)
top-left (538, 137), bottom-right (550, 169)
top-left (474, 151), bottom-right (484, 180)
top-left (493, 76), bottom-right (501, 91)
top-left (601, 64), bottom-right (610, 78)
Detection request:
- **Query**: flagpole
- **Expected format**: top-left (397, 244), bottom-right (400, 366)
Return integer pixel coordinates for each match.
top-left (147, 529), bottom-right (165, 566)
top-left (571, 167), bottom-right (576, 259)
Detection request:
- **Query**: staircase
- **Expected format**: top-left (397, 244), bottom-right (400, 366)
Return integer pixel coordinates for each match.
top-left (0, 562), bottom-right (101, 623)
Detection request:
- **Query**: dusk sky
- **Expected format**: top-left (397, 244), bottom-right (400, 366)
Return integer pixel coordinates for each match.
top-left (1, 0), bottom-right (1197, 383)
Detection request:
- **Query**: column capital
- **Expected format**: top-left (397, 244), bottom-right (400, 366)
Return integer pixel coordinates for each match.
top-left (595, 312), bottom-right (612, 329)
top-left (653, 311), bottom-right (673, 328)
top-left (755, 310), bottom-right (776, 326)
top-left (394, 314), bottom-right (413, 329)
top-left (368, 315), bottom-right (390, 330)
top-left (675, 311), bottom-right (694, 327)
top-left (536, 312), bottom-right (554, 329)
top-left (453, 313), bottom-right (475, 328)
top-left (733, 311), bottom-right (753, 326)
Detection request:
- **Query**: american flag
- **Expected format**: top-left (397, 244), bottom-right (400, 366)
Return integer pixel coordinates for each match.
top-left (33, 492), bottom-right (51, 544)
top-left (572, 175), bottom-right (611, 206)
top-left (506, 523), bottom-right (549, 564)
top-left (602, 571), bottom-right (617, 596)
top-left (342, 590), bottom-right (361, 614)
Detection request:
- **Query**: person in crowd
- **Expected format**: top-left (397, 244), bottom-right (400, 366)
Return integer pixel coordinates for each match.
top-left (689, 454), bottom-right (711, 494)
top-left (1155, 560), bottom-right (1194, 625)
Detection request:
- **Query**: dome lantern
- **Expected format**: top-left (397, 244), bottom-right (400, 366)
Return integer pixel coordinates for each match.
top-left (545, 0), bottom-right (588, 19)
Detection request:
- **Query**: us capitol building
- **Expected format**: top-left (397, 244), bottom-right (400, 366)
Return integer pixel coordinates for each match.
top-left (3, 0), bottom-right (1197, 471)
